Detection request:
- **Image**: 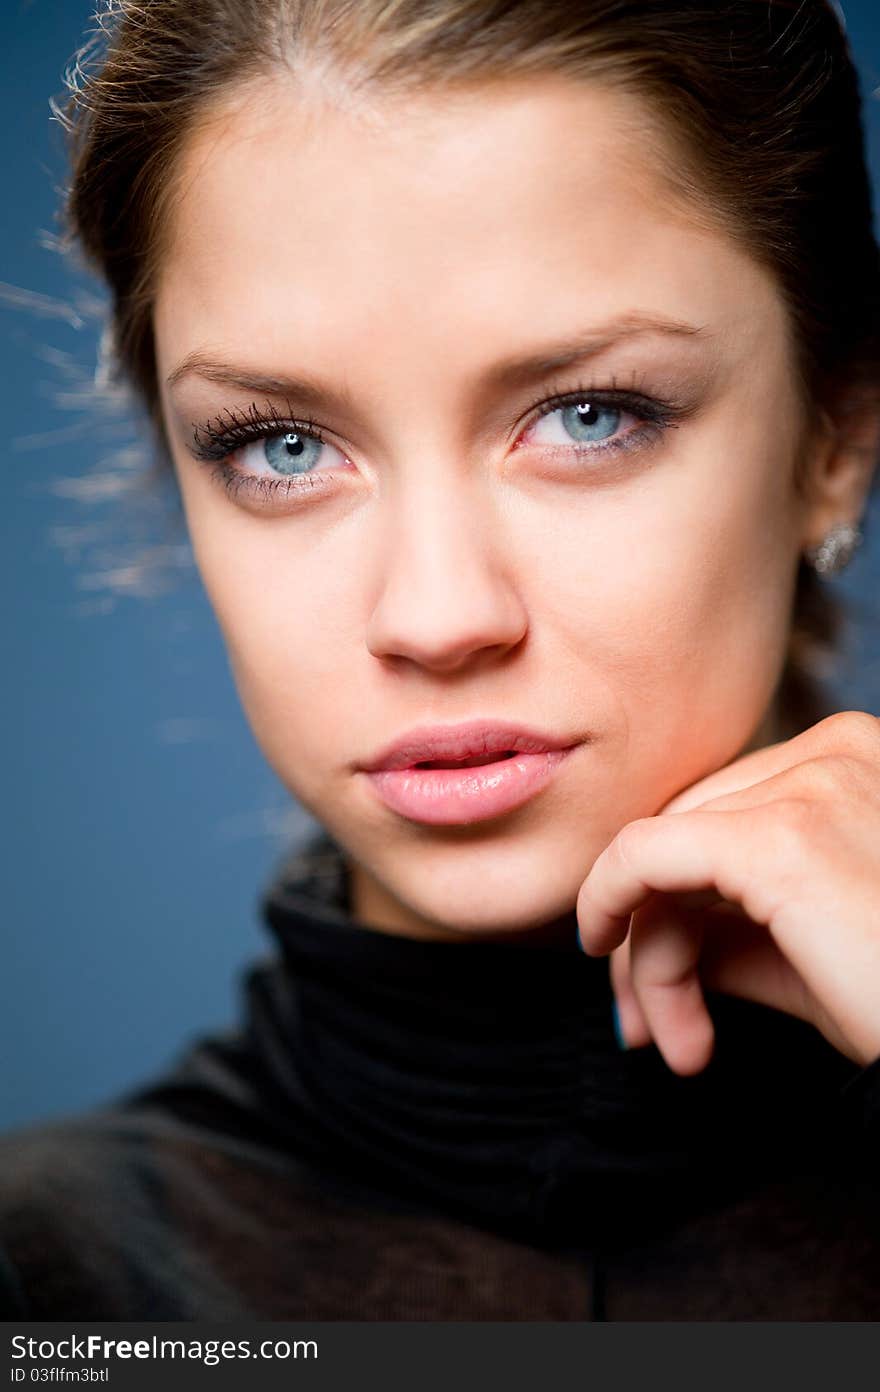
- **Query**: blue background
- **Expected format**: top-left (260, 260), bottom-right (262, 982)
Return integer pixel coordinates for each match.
top-left (2, 0), bottom-right (879, 1129)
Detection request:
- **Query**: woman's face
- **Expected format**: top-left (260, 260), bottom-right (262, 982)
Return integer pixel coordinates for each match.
top-left (155, 72), bottom-right (822, 942)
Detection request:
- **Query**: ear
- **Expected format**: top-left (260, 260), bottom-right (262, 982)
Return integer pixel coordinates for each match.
top-left (798, 387), bottom-right (880, 551)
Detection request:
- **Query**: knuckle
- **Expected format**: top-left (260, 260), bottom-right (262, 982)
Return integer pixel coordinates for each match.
top-left (776, 794), bottom-right (815, 834)
top-left (732, 799), bottom-right (818, 925)
top-left (829, 752), bottom-right (873, 798)
top-left (761, 795), bottom-right (817, 868)
top-left (824, 709), bottom-right (880, 753)
top-left (798, 753), bottom-right (847, 800)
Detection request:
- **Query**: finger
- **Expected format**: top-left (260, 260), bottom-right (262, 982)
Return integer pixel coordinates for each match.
top-left (577, 807), bottom-right (762, 956)
top-left (647, 904), bottom-right (852, 1059)
top-left (661, 757), bottom-right (840, 822)
top-left (609, 899), bottom-right (747, 1050)
top-left (617, 897), bottom-right (862, 1069)
top-left (696, 911), bottom-right (812, 1018)
top-left (627, 897), bottom-right (715, 1076)
top-left (608, 938), bottom-right (653, 1049)
top-left (689, 909), bottom-right (855, 1057)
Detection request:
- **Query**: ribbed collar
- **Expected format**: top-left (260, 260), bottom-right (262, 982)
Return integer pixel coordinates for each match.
top-left (231, 825), bottom-right (853, 1248)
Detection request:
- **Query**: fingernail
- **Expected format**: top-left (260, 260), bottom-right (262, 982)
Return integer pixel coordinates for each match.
top-left (611, 1000), bottom-right (629, 1051)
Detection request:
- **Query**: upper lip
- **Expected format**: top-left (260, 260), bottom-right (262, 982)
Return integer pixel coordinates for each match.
top-left (359, 720), bottom-right (581, 772)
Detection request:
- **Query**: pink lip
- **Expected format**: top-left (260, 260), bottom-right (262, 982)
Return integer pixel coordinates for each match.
top-left (360, 719), bottom-right (578, 772)
top-left (358, 720), bottom-right (582, 827)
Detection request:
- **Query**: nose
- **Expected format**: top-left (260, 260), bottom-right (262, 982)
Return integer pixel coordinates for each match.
top-left (364, 480), bottom-right (528, 675)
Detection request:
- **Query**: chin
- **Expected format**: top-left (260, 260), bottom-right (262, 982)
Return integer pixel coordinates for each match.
top-left (388, 855), bottom-right (584, 938)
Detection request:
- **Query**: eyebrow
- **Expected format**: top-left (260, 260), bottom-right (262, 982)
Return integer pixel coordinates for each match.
top-left (165, 312), bottom-right (712, 409)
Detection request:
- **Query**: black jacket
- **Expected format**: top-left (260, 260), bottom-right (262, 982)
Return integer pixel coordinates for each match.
top-left (2, 826), bottom-right (880, 1320)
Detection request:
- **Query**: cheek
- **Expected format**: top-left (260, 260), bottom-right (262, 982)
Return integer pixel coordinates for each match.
top-left (552, 431), bottom-right (800, 781)
top-left (221, 573), bottom-right (351, 777)
top-left (175, 483), bottom-right (356, 790)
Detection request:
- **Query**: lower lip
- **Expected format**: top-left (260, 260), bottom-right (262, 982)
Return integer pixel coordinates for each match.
top-left (362, 747), bottom-right (578, 826)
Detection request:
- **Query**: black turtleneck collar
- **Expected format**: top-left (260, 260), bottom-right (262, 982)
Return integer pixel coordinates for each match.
top-left (127, 826), bottom-right (859, 1252)
top-left (205, 825), bottom-right (853, 1250)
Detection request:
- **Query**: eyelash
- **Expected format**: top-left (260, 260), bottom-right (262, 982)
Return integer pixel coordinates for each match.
top-left (189, 378), bottom-right (688, 505)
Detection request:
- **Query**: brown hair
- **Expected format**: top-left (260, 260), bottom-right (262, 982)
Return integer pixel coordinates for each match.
top-left (58, 0), bottom-right (880, 731)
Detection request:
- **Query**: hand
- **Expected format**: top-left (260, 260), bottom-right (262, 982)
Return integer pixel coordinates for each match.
top-left (575, 711), bottom-right (880, 1076)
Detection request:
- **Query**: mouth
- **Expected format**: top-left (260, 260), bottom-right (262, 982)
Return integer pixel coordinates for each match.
top-left (361, 745), bottom-right (579, 826)
top-left (358, 719), bottom-right (584, 825)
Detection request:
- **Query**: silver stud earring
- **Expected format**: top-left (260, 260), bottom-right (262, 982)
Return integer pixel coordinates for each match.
top-left (804, 521), bottom-right (864, 576)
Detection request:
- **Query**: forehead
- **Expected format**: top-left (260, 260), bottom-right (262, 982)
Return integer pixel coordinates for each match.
top-left (155, 70), bottom-right (782, 378)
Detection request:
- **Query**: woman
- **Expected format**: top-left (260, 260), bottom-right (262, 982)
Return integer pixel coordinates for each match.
top-left (2, 0), bottom-right (880, 1320)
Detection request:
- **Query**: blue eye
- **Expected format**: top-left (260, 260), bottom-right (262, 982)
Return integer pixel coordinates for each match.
top-left (527, 397), bottom-right (631, 451)
top-left (519, 388), bottom-right (684, 463)
top-left (559, 401), bottom-right (621, 444)
top-left (238, 426), bottom-right (347, 482)
top-left (262, 431), bottom-right (324, 475)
